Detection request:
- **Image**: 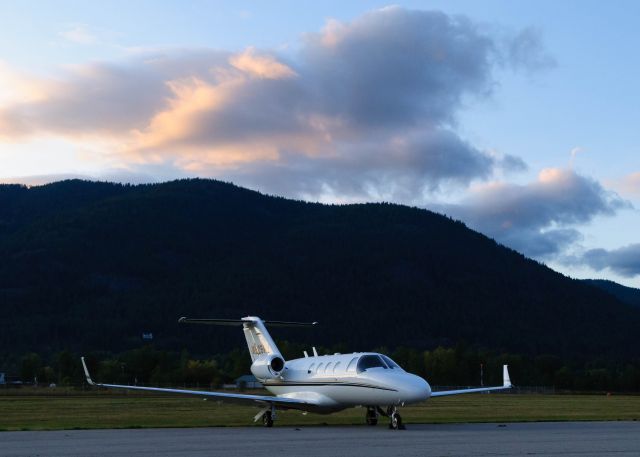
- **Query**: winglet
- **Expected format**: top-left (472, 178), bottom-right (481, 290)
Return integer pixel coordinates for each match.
top-left (80, 357), bottom-right (95, 386)
top-left (503, 364), bottom-right (512, 388)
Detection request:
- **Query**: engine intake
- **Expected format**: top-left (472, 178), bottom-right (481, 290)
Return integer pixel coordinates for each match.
top-left (250, 354), bottom-right (285, 380)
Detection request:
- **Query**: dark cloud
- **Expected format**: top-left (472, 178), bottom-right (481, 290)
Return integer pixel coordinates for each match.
top-left (583, 244), bottom-right (640, 277)
top-left (499, 154), bottom-right (529, 173)
top-left (440, 169), bottom-right (629, 258)
top-left (495, 227), bottom-right (582, 259)
top-left (301, 8), bottom-right (495, 130)
top-left (225, 129), bottom-right (497, 202)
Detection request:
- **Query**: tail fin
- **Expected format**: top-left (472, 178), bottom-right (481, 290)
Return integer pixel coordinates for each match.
top-left (503, 365), bottom-right (512, 387)
top-left (241, 317), bottom-right (281, 362)
top-left (178, 316), bottom-right (317, 362)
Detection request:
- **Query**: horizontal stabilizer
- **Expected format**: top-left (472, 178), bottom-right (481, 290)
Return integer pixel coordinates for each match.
top-left (178, 317), bottom-right (318, 327)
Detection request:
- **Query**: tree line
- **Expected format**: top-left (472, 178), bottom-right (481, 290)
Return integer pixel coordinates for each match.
top-left (4, 341), bottom-right (640, 392)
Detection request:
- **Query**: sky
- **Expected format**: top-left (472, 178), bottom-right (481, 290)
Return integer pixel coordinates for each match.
top-left (1, 0), bottom-right (639, 287)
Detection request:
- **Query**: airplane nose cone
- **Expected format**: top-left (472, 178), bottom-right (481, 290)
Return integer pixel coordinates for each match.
top-left (403, 374), bottom-right (431, 403)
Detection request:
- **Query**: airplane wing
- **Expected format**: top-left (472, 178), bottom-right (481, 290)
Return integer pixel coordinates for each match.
top-left (80, 357), bottom-right (311, 409)
top-left (430, 364), bottom-right (512, 397)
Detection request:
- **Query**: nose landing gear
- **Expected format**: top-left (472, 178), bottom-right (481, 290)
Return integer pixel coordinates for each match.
top-left (387, 406), bottom-right (405, 430)
top-left (365, 406), bottom-right (405, 429)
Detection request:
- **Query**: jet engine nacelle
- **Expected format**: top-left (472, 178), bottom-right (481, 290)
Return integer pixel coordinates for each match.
top-left (250, 354), bottom-right (285, 380)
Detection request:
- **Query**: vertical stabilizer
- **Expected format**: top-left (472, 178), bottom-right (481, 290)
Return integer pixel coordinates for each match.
top-left (241, 316), bottom-right (282, 362)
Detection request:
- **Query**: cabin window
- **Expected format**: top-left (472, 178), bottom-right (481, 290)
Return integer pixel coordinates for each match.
top-left (356, 355), bottom-right (387, 373)
top-left (325, 362), bottom-right (333, 373)
top-left (333, 362), bottom-right (341, 373)
top-left (316, 363), bottom-right (324, 373)
top-left (346, 357), bottom-right (358, 372)
top-left (381, 355), bottom-right (402, 370)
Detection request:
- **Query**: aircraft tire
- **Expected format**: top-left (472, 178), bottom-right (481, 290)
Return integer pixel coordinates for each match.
top-left (389, 412), bottom-right (404, 430)
top-left (365, 408), bottom-right (378, 426)
top-left (263, 411), bottom-right (274, 427)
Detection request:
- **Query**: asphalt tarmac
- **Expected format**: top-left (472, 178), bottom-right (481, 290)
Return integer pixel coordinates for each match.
top-left (2, 421), bottom-right (639, 457)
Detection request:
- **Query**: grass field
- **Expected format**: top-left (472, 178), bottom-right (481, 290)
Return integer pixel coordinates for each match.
top-left (0, 389), bottom-right (638, 431)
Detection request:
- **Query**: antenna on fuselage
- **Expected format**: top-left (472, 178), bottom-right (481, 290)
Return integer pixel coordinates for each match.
top-left (312, 347), bottom-right (318, 357)
top-left (303, 351), bottom-right (309, 358)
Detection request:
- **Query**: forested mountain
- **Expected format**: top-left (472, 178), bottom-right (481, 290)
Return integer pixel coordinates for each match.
top-left (1, 179), bottom-right (638, 371)
top-left (583, 279), bottom-right (640, 308)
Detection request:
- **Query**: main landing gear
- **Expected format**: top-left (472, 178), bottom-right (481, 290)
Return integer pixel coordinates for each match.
top-left (365, 406), bottom-right (405, 430)
top-left (262, 410), bottom-right (274, 427)
top-left (365, 406), bottom-right (378, 425)
top-left (256, 405), bottom-right (276, 427)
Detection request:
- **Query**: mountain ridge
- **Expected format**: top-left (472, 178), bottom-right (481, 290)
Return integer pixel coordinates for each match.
top-left (582, 279), bottom-right (640, 308)
top-left (0, 179), bottom-right (638, 365)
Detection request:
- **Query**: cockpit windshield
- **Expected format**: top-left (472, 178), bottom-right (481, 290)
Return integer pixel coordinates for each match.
top-left (381, 355), bottom-right (403, 370)
top-left (356, 355), bottom-right (387, 373)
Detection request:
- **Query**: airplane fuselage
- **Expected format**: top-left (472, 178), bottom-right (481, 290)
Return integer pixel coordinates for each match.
top-left (261, 352), bottom-right (432, 413)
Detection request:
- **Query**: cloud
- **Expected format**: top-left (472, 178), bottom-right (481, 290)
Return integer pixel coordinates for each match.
top-left (441, 168), bottom-right (630, 257)
top-left (505, 26), bottom-right (556, 72)
top-left (223, 129), bottom-right (502, 202)
top-left (0, 61), bottom-right (50, 109)
top-left (610, 172), bottom-right (640, 198)
top-left (0, 51), bottom-right (232, 138)
top-left (570, 146), bottom-right (583, 159)
top-left (229, 47), bottom-right (297, 79)
top-left (0, 7), bottom-right (552, 200)
top-left (0, 62), bottom-right (162, 137)
top-left (583, 244), bottom-right (640, 277)
top-left (300, 7), bottom-right (496, 130)
top-left (497, 153), bottom-right (528, 173)
top-left (59, 24), bottom-right (97, 45)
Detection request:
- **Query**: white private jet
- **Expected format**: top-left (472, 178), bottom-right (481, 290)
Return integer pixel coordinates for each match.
top-left (81, 316), bottom-right (512, 429)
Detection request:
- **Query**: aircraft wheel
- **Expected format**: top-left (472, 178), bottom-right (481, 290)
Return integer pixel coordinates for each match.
top-left (365, 407), bottom-right (378, 426)
top-left (262, 410), bottom-right (274, 427)
top-left (389, 412), bottom-right (404, 430)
